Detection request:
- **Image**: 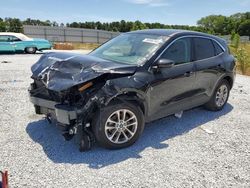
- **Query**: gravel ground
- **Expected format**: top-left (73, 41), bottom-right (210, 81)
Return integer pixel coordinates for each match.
top-left (0, 53), bottom-right (249, 188)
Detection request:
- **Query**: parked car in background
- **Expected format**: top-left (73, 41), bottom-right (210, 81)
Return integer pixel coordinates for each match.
top-left (0, 32), bottom-right (52, 54)
top-left (29, 29), bottom-right (236, 151)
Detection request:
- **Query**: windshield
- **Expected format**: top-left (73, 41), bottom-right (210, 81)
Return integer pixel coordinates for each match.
top-left (90, 33), bottom-right (168, 65)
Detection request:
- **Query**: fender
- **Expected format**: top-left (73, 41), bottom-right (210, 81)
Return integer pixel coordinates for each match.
top-left (210, 73), bottom-right (234, 97)
top-left (97, 84), bottom-right (149, 118)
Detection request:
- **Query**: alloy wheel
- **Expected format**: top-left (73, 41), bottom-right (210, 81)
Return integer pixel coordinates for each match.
top-left (215, 84), bottom-right (228, 107)
top-left (104, 109), bottom-right (138, 144)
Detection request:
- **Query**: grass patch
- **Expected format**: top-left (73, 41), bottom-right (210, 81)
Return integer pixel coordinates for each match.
top-left (53, 42), bottom-right (100, 50)
top-left (230, 42), bottom-right (250, 76)
top-left (53, 43), bottom-right (74, 50)
top-left (72, 43), bottom-right (100, 50)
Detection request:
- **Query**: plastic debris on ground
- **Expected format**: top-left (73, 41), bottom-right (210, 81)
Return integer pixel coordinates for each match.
top-left (174, 111), bottom-right (183, 118)
top-left (199, 126), bottom-right (215, 134)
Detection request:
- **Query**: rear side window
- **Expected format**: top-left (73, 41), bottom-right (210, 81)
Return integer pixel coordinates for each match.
top-left (212, 41), bottom-right (224, 55)
top-left (161, 38), bottom-right (191, 64)
top-left (194, 38), bottom-right (215, 61)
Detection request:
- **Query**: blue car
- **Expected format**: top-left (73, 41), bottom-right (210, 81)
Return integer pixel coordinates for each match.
top-left (0, 32), bottom-right (52, 54)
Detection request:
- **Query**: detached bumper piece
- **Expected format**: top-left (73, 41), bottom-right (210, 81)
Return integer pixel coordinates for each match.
top-left (29, 96), bottom-right (94, 152)
top-left (1, 171), bottom-right (8, 188)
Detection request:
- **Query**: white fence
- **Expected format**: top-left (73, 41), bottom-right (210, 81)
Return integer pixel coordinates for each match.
top-left (23, 26), bottom-right (249, 44)
top-left (23, 25), bottom-right (120, 44)
top-left (221, 35), bottom-right (250, 43)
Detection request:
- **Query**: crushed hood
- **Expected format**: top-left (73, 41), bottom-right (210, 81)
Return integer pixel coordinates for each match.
top-left (31, 52), bottom-right (137, 92)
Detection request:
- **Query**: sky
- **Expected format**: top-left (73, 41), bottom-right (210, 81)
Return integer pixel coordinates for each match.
top-left (0, 0), bottom-right (250, 26)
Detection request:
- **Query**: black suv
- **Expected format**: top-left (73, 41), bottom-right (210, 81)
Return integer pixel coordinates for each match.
top-left (29, 29), bottom-right (236, 151)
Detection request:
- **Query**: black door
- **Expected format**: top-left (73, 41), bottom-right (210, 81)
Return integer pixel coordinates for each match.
top-left (192, 37), bottom-right (225, 105)
top-left (147, 37), bottom-right (196, 121)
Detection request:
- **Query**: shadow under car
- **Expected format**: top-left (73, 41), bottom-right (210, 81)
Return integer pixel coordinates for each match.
top-left (26, 104), bottom-right (233, 169)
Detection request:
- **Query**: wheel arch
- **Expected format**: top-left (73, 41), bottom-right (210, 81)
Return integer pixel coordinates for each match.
top-left (24, 45), bottom-right (37, 49)
top-left (106, 91), bottom-right (148, 116)
top-left (222, 75), bottom-right (234, 89)
top-left (206, 73), bottom-right (234, 99)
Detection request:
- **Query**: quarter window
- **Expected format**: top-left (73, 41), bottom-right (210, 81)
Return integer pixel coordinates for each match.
top-left (161, 38), bottom-right (191, 64)
top-left (212, 41), bottom-right (224, 55)
top-left (11, 36), bottom-right (21, 42)
top-left (194, 38), bottom-right (215, 60)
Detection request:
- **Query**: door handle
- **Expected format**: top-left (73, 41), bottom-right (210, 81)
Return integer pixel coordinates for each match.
top-left (184, 71), bottom-right (194, 77)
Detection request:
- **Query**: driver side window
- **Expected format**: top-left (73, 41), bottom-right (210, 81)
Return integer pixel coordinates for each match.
top-left (161, 38), bottom-right (191, 64)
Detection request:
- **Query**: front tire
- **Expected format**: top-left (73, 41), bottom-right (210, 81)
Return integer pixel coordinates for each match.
top-left (93, 102), bottom-right (145, 149)
top-left (25, 47), bottom-right (37, 54)
top-left (205, 79), bottom-right (230, 111)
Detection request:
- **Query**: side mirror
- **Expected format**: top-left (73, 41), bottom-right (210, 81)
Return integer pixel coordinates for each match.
top-left (153, 59), bottom-right (175, 69)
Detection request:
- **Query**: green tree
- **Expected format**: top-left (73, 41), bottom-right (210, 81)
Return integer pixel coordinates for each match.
top-left (70, 22), bottom-right (80, 28)
top-left (1, 12), bottom-right (249, 34)
top-left (0, 18), bottom-right (6, 31)
top-left (120, 20), bottom-right (127, 32)
top-left (52, 21), bottom-right (58, 27)
top-left (131, 20), bottom-right (148, 31)
top-left (235, 47), bottom-right (250, 75)
top-left (5, 18), bottom-right (23, 32)
top-left (238, 20), bottom-right (250, 36)
top-left (23, 18), bottom-right (53, 26)
top-left (231, 33), bottom-right (240, 49)
top-left (230, 33), bottom-right (250, 75)
top-left (197, 15), bottom-right (230, 35)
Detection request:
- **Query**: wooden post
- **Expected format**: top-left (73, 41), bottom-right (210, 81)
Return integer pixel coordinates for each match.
top-left (81, 30), bottom-right (84, 43)
top-left (97, 31), bottom-right (100, 44)
top-left (44, 28), bottom-right (47, 40)
top-left (64, 29), bottom-right (66, 42)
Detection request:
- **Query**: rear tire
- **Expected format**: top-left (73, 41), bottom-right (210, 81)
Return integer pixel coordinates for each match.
top-left (93, 102), bottom-right (145, 149)
top-left (205, 79), bottom-right (230, 111)
top-left (25, 47), bottom-right (37, 54)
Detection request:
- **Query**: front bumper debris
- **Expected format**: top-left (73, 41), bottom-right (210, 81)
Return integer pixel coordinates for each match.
top-left (29, 94), bottom-right (96, 152)
top-left (29, 96), bottom-right (79, 125)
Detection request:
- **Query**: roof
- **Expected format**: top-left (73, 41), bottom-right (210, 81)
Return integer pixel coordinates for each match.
top-left (128, 29), bottom-right (187, 36)
top-left (0, 32), bottom-right (21, 36)
top-left (128, 29), bottom-right (215, 38)
top-left (128, 29), bottom-right (226, 44)
top-left (0, 32), bottom-right (31, 40)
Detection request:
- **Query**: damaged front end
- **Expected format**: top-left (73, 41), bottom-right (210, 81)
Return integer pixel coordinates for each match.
top-left (29, 52), bottom-right (137, 151)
